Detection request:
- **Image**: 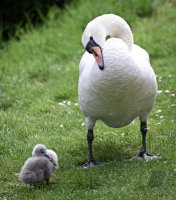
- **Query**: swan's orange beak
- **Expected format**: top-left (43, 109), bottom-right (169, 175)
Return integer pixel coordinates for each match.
top-left (91, 46), bottom-right (104, 70)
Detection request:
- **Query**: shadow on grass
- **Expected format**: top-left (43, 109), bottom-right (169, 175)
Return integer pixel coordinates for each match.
top-left (67, 141), bottom-right (133, 167)
top-left (148, 170), bottom-right (167, 188)
top-left (0, 99), bottom-right (14, 110)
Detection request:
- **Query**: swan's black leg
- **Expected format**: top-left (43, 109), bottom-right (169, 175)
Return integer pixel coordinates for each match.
top-left (83, 129), bottom-right (96, 167)
top-left (138, 122), bottom-right (147, 157)
top-left (138, 121), bottom-right (158, 159)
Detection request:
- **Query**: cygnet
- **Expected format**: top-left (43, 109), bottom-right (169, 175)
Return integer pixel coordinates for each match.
top-left (19, 144), bottom-right (58, 185)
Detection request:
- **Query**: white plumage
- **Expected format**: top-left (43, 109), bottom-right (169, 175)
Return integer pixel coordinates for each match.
top-left (78, 14), bottom-right (158, 166)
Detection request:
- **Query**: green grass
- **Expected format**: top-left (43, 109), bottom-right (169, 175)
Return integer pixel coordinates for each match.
top-left (0, 0), bottom-right (176, 199)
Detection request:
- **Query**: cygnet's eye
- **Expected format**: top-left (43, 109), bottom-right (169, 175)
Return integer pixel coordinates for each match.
top-left (40, 149), bottom-right (45, 154)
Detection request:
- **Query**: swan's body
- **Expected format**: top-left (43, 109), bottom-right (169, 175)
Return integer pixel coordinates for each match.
top-left (78, 14), bottom-right (158, 166)
top-left (79, 39), bottom-right (157, 127)
top-left (19, 144), bottom-right (58, 184)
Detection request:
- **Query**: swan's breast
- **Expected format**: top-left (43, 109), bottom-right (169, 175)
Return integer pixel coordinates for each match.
top-left (79, 38), bottom-right (157, 127)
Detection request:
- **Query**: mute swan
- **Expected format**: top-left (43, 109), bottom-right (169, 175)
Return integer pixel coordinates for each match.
top-left (78, 14), bottom-right (158, 167)
top-left (19, 144), bottom-right (58, 184)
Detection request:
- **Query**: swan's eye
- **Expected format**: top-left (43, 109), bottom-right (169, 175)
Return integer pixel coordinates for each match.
top-left (92, 49), bottom-right (98, 57)
top-left (106, 35), bottom-right (111, 40)
top-left (94, 52), bottom-right (98, 57)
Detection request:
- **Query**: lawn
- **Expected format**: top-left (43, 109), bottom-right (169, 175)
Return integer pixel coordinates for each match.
top-left (0, 0), bottom-right (176, 199)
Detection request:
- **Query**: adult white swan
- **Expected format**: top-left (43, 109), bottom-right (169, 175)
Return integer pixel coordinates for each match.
top-left (78, 14), bottom-right (158, 167)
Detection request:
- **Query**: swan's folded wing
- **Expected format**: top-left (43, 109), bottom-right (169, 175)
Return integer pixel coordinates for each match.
top-left (133, 44), bottom-right (150, 63)
top-left (79, 51), bottom-right (95, 75)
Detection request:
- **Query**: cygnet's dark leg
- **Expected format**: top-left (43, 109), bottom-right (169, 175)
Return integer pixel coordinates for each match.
top-left (138, 121), bottom-right (158, 159)
top-left (85, 129), bottom-right (96, 167)
top-left (46, 179), bottom-right (49, 185)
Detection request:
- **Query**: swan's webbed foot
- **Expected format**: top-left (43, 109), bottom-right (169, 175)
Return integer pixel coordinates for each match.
top-left (138, 151), bottom-right (160, 161)
top-left (81, 159), bottom-right (103, 168)
top-left (82, 160), bottom-right (97, 169)
top-left (127, 152), bottom-right (160, 162)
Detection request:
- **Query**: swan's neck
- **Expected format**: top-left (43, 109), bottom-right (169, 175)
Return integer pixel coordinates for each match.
top-left (95, 14), bottom-right (134, 50)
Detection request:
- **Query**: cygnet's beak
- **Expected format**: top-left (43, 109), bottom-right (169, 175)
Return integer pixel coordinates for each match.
top-left (91, 46), bottom-right (104, 70)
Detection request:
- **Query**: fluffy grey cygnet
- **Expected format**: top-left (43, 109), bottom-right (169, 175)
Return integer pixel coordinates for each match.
top-left (19, 144), bottom-right (58, 185)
